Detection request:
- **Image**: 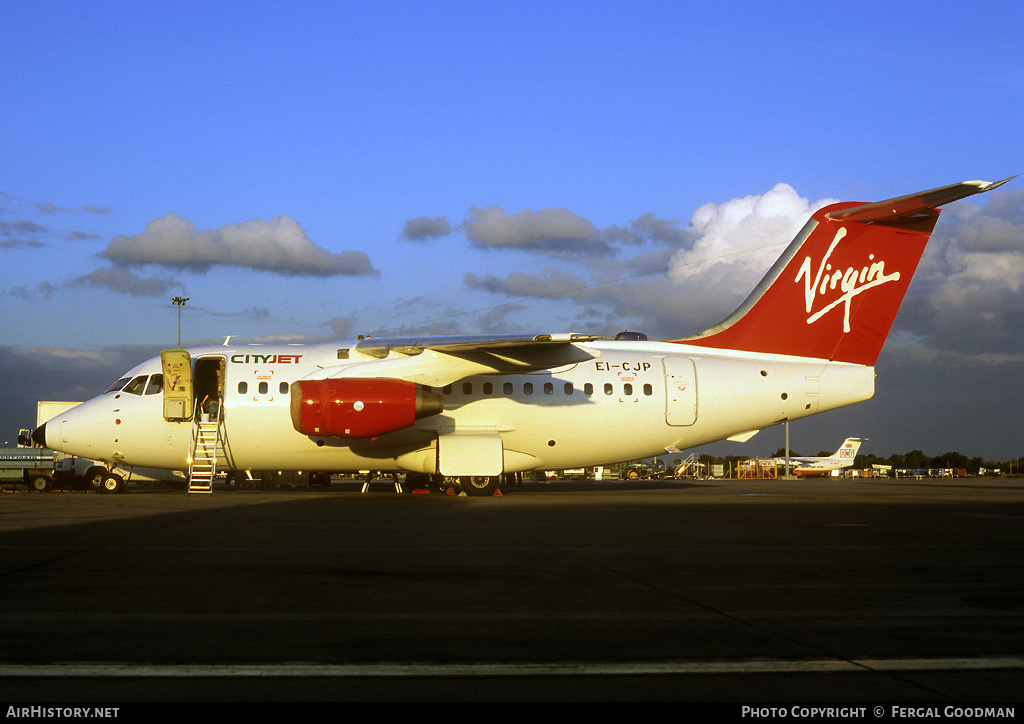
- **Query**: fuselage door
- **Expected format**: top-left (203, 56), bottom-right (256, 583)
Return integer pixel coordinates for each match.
top-left (664, 357), bottom-right (697, 426)
top-left (194, 356), bottom-right (226, 418)
top-left (161, 349), bottom-right (193, 421)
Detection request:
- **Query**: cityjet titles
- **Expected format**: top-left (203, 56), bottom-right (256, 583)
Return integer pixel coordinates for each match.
top-left (794, 227), bottom-right (901, 333)
top-left (230, 354), bottom-right (303, 364)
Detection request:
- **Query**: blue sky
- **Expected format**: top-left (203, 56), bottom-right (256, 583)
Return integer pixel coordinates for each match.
top-left (2, 1), bottom-right (1022, 460)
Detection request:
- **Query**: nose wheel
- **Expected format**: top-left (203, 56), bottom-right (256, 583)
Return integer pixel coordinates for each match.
top-left (86, 468), bottom-right (106, 491)
top-left (101, 473), bottom-right (125, 495)
top-left (85, 466), bottom-right (126, 494)
top-left (101, 473), bottom-right (125, 494)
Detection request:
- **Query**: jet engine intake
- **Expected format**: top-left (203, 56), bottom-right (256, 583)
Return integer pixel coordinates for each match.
top-left (290, 378), bottom-right (443, 439)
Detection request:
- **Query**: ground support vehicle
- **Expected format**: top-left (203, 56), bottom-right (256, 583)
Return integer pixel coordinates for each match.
top-left (619, 462), bottom-right (669, 481)
top-left (0, 435), bottom-right (57, 491)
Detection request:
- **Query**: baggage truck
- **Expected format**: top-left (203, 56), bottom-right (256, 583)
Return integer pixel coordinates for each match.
top-left (0, 430), bottom-right (58, 491)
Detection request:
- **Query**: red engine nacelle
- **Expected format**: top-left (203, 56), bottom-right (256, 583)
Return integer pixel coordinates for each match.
top-left (290, 378), bottom-right (443, 439)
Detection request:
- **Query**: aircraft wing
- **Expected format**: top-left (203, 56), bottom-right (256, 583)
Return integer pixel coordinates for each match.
top-left (310, 333), bottom-right (608, 388)
top-left (354, 333), bottom-right (607, 358)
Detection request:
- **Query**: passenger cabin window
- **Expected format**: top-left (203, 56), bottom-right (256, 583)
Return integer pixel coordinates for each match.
top-left (503, 382), bottom-right (513, 395)
top-left (604, 383), bottom-right (613, 395)
top-left (238, 381), bottom-right (248, 394)
top-left (463, 382), bottom-right (472, 395)
top-left (544, 382), bottom-right (553, 395)
top-left (584, 383), bottom-right (593, 395)
top-left (123, 376), bottom-right (147, 395)
top-left (258, 381), bottom-right (268, 395)
top-left (564, 382), bottom-right (573, 395)
top-left (145, 374), bottom-right (163, 395)
top-left (279, 381), bottom-right (289, 394)
top-left (624, 383), bottom-right (633, 396)
top-left (523, 382), bottom-right (533, 395)
top-left (483, 382), bottom-right (493, 395)
top-left (643, 383), bottom-right (653, 395)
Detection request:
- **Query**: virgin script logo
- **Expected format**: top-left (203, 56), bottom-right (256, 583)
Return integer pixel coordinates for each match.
top-left (794, 227), bottom-right (901, 333)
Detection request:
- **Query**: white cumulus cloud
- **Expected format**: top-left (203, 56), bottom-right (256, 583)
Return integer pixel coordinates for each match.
top-left (100, 212), bottom-right (378, 277)
top-left (669, 183), bottom-right (838, 285)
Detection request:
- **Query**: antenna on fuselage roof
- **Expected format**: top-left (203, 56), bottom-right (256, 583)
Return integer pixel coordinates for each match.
top-left (223, 336), bottom-right (232, 346)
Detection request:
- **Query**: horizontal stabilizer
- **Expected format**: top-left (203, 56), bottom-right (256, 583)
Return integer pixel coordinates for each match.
top-left (827, 177), bottom-right (1014, 224)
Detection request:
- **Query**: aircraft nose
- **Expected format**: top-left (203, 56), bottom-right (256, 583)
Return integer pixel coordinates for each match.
top-left (32, 423), bottom-right (47, 447)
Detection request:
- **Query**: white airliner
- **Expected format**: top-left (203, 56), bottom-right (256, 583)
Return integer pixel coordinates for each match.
top-left (777, 437), bottom-right (864, 477)
top-left (34, 178), bottom-right (1012, 495)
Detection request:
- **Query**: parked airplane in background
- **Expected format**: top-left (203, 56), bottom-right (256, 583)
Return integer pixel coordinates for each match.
top-left (34, 178), bottom-right (1012, 495)
top-left (778, 437), bottom-right (864, 477)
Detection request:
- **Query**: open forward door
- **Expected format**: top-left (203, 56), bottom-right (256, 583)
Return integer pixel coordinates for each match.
top-left (161, 349), bottom-right (194, 421)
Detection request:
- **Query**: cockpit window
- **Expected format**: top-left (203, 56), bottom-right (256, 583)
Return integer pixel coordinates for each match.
top-left (145, 374), bottom-right (163, 395)
top-left (105, 377), bottom-right (132, 393)
top-left (123, 376), bottom-right (148, 395)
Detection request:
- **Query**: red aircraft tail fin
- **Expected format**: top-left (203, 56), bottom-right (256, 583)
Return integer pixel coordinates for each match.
top-left (674, 178), bottom-right (1012, 366)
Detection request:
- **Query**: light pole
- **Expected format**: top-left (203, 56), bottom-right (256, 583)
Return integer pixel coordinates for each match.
top-left (172, 296), bottom-right (189, 348)
top-left (784, 419), bottom-right (791, 476)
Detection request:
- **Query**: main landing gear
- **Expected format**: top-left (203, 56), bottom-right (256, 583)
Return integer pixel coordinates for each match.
top-left (403, 473), bottom-right (502, 496)
top-left (458, 476), bottom-right (501, 496)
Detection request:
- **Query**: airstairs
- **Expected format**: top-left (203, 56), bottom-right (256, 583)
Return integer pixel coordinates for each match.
top-left (188, 396), bottom-right (223, 494)
top-left (673, 453), bottom-right (704, 479)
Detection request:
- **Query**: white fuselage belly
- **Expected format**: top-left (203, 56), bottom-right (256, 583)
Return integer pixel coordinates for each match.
top-left (51, 341), bottom-right (874, 475)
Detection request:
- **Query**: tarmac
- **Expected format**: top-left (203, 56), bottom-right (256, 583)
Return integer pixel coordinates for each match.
top-left (1, 475), bottom-right (1022, 701)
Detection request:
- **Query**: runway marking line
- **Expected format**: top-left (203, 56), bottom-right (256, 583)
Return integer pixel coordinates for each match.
top-left (1, 658), bottom-right (1022, 678)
